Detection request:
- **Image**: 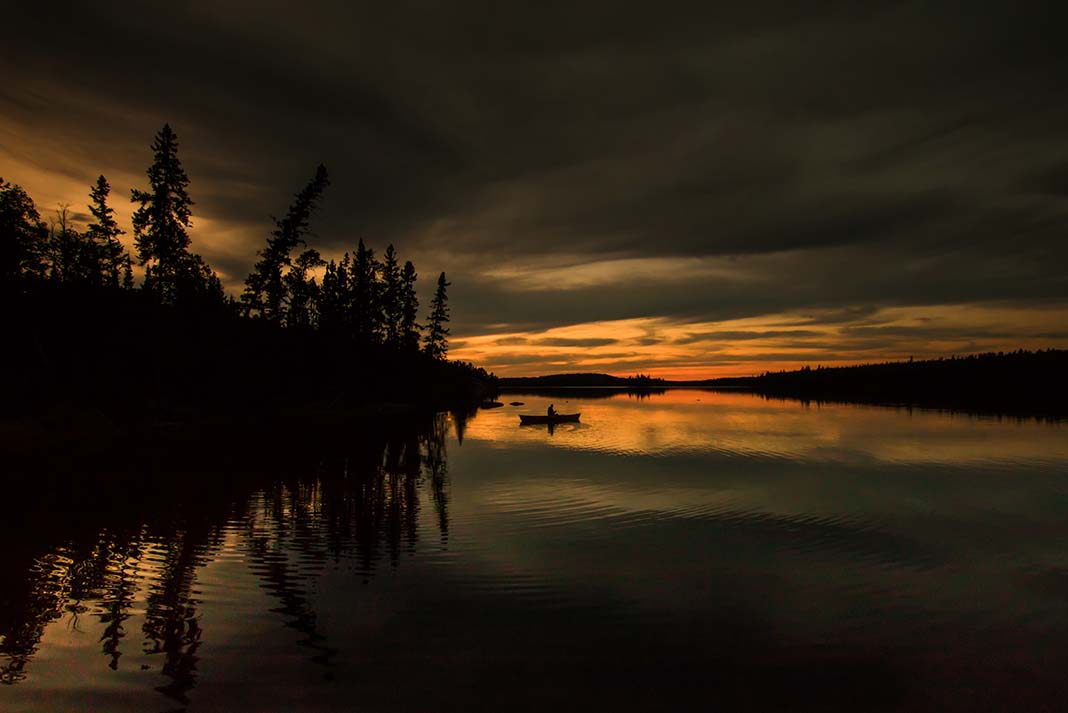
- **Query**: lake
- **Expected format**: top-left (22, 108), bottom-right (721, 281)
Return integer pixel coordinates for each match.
top-left (3, 390), bottom-right (1068, 711)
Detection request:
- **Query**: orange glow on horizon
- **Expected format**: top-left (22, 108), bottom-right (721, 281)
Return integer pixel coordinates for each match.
top-left (451, 305), bottom-right (1068, 380)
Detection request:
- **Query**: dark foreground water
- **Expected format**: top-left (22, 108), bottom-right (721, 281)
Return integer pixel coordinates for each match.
top-left (3, 391), bottom-right (1068, 712)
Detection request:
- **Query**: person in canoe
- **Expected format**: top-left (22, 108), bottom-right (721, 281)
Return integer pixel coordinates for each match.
top-left (547, 403), bottom-right (557, 418)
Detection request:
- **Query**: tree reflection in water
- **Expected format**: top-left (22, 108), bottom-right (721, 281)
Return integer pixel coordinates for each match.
top-left (0, 412), bottom-right (454, 702)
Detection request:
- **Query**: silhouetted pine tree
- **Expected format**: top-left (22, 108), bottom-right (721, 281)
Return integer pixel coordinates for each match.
top-left (399, 260), bottom-right (420, 351)
top-left (121, 255), bottom-right (134, 289)
top-left (423, 271), bottom-right (450, 359)
top-left (130, 124), bottom-right (191, 298)
top-left (284, 248), bottom-right (325, 328)
top-left (131, 124), bottom-right (220, 303)
top-left (86, 176), bottom-right (128, 288)
top-left (242, 164), bottom-right (329, 323)
top-left (351, 239), bottom-right (381, 345)
top-left (318, 252), bottom-right (352, 335)
top-left (380, 244), bottom-right (402, 346)
top-left (180, 253), bottom-right (226, 305)
top-left (0, 179), bottom-right (49, 286)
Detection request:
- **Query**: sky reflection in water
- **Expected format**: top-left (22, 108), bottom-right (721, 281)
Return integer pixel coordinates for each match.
top-left (3, 391), bottom-right (1068, 712)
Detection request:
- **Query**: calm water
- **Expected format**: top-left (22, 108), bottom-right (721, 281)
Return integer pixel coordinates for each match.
top-left (3, 391), bottom-right (1068, 711)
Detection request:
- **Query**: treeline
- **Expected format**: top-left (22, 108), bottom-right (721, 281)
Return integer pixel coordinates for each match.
top-left (2, 176), bottom-right (137, 290)
top-left (1, 124), bottom-right (494, 423)
top-left (495, 353), bottom-right (1068, 417)
top-left (714, 350), bottom-right (1068, 417)
top-left (496, 372), bottom-right (668, 400)
top-left (625, 373), bottom-right (667, 386)
top-left (1, 124), bottom-right (456, 358)
top-left (498, 372), bottom-right (667, 388)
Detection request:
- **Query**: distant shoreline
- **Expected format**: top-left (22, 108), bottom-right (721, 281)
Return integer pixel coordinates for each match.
top-left (495, 350), bottom-right (1068, 420)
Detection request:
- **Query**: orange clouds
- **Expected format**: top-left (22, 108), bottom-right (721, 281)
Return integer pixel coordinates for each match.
top-left (450, 304), bottom-right (1068, 379)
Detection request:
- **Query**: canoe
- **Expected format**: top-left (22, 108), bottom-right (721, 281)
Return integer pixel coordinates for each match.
top-left (519, 413), bottom-right (581, 424)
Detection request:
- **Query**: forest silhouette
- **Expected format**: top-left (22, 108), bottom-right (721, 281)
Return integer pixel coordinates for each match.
top-left (710, 350), bottom-right (1068, 419)
top-left (0, 124), bottom-right (493, 428)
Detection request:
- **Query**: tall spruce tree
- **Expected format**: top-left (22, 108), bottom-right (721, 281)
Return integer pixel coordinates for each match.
top-left (318, 252), bottom-right (352, 335)
top-left (86, 175), bottom-right (128, 287)
top-left (0, 178), bottom-right (49, 286)
top-left (350, 239), bottom-right (381, 344)
top-left (423, 271), bottom-right (451, 359)
top-left (399, 260), bottom-right (420, 352)
top-left (242, 164), bottom-right (329, 323)
top-left (121, 255), bottom-right (134, 289)
top-left (284, 248), bottom-right (325, 328)
top-left (380, 244), bottom-right (401, 346)
top-left (131, 124), bottom-right (194, 301)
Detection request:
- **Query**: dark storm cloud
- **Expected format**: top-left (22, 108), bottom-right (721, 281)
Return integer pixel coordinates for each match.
top-left (3, 0), bottom-right (1068, 345)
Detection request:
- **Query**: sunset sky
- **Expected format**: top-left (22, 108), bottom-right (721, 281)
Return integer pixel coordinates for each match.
top-left (3, 2), bottom-right (1067, 377)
